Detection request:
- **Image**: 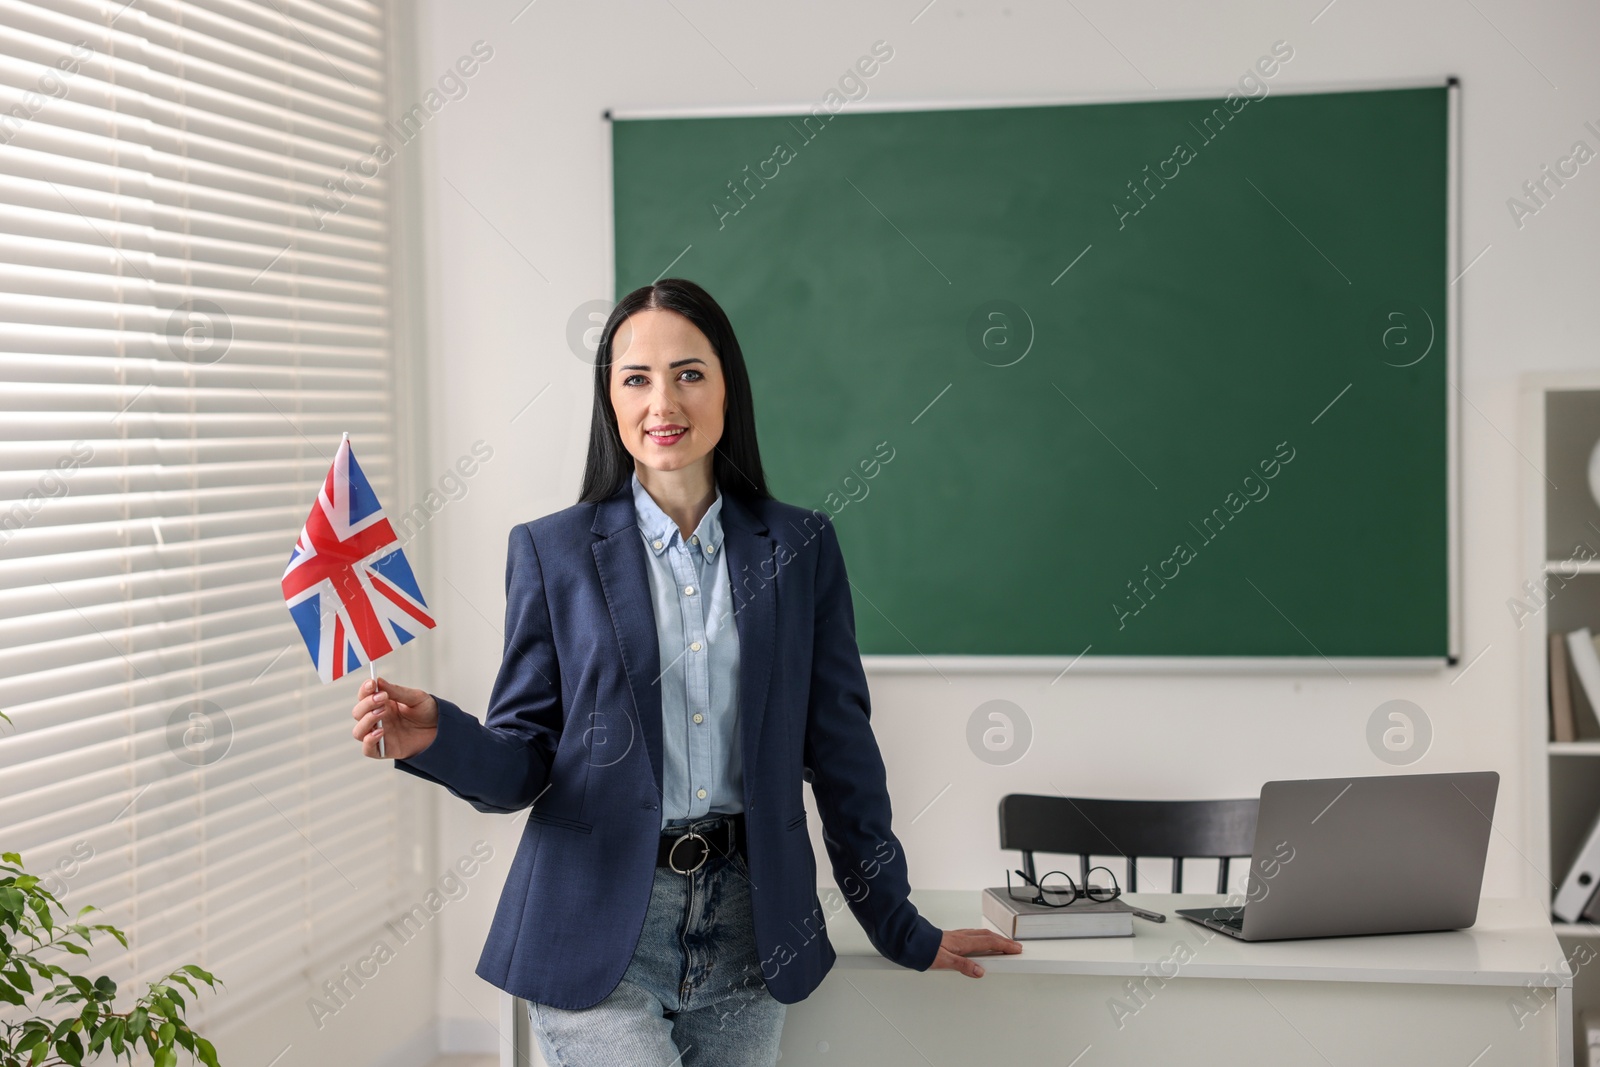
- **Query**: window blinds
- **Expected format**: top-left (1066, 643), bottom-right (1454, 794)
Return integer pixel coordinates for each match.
top-left (0, 0), bottom-right (413, 1030)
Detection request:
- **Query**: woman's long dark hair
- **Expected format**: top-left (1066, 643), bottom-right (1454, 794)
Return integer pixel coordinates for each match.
top-left (578, 278), bottom-right (771, 505)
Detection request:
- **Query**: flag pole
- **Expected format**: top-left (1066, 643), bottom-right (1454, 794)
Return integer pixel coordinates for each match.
top-left (372, 660), bottom-right (384, 759)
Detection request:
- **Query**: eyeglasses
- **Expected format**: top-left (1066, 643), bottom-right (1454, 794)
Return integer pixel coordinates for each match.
top-left (1006, 866), bottom-right (1121, 908)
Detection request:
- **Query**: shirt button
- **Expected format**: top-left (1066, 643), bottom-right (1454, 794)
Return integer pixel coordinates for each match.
top-left (697, 788), bottom-right (707, 799)
top-left (690, 641), bottom-right (702, 652)
top-left (693, 713), bottom-right (703, 724)
top-left (652, 539), bottom-right (663, 550)
top-left (690, 535), bottom-right (698, 543)
top-left (684, 585), bottom-right (695, 595)
top-left (706, 544), bottom-right (715, 554)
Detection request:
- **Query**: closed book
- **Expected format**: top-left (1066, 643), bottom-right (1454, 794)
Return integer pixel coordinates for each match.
top-left (980, 887), bottom-right (1134, 939)
top-left (1553, 632), bottom-right (1577, 743)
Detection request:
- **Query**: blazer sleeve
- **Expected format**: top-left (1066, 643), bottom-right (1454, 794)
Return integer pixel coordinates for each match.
top-left (802, 514), bottom-right (943, 972)
top-left (393, 523), bottom-right (561, 813)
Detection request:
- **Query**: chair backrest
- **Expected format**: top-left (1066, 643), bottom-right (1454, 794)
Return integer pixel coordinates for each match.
top-left (998, 793), bottom-right (1260, 893)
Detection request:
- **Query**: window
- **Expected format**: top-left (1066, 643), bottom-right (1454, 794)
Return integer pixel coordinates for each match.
top-left (0, 0), bottom-right (418, 1031)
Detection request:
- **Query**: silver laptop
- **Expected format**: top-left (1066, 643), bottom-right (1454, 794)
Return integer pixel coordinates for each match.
top-left (1176, 771), bottom-right (1499, 941)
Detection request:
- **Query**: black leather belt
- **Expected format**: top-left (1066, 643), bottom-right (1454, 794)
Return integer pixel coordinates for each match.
top-left (657, 813), bottom-right (745, 873)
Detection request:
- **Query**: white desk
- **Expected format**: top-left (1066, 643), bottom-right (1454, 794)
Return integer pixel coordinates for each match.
top-left (778, 891), bottom-right (1574, 1067)
top-left (504, 891), bottom-right (1574, 1066)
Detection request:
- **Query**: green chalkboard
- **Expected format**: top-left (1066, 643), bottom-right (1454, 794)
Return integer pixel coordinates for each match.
top-left (612, 86), bottom-right (1451, 658)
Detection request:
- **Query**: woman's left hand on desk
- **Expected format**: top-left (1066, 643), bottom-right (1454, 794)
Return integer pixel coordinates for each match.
top-left (929, 928), bottom-right (1023, 978)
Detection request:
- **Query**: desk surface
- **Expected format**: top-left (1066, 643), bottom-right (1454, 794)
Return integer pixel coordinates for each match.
top-left (822, 890), bottom-right (1571, 988)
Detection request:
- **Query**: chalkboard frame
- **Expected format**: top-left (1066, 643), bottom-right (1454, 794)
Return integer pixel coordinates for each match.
top-left (603, 77), bottom-right (1462, 672)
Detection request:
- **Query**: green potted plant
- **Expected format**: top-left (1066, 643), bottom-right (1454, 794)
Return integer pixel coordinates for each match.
top-left (0, 848), bottom-right (223, 1067)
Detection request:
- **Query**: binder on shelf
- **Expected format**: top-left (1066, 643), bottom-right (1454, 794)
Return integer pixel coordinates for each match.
top-left (1553, 806), bottom-right (1600, 922)
top-left (1582, 883), bottom-right (1600, 924)
top-left (1552, 632), bottom-right (1577, 743)
top-left (1584, 1008), bottom-right (1600, 1067)
top-left (1565, 627), bottom-right (1600, 739)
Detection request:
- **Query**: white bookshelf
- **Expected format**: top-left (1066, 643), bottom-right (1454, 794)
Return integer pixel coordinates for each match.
top-left (1556, 923), bottom-right (1600, 939)
top-left (1522, 373), bottom-right (1600, 1058)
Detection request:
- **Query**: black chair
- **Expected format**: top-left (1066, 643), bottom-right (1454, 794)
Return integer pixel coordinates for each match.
top-left (998, 793), bottom-right (1259, 893)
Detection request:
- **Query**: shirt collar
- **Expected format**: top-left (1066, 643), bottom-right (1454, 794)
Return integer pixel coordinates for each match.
top-left (631, 471), bottom-right (724, 558)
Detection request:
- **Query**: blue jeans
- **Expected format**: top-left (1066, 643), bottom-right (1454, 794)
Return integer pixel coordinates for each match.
top-left (526, 839), bottom-right (787, 1066)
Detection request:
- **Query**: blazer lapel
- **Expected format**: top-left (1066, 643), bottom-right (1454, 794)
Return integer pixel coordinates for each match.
top-left (718, 490), bottom-right (777, 802)
top-left (590, 478), bottom-right (777, 807)
top-left (592, 482), bottom-right (665, 799)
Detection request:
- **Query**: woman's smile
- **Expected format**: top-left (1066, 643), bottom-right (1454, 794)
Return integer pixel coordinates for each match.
top-left (646, 423), bottom-right (688, 446)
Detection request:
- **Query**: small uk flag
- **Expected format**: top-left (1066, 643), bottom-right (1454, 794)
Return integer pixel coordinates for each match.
top-left (281, 434), bottom-right (436, 683)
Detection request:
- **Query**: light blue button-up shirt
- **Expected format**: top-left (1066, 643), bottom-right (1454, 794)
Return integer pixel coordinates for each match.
top-left (631, 471), bottom-right (745, 830)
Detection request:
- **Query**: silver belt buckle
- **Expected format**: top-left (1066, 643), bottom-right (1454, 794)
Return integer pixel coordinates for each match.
top-left (667, 830), bottom-right (709, 874)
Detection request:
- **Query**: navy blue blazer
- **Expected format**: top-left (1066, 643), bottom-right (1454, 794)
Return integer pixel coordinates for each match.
top-left (394, 477), bottom-right (942, 1008)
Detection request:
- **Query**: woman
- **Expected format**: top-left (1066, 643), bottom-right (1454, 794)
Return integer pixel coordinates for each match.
top-left (349, 278), bottom-right (1020, 1066)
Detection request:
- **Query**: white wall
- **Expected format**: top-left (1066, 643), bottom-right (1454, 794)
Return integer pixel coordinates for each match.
top-left (399, 0), bottom-right (1600, 1037)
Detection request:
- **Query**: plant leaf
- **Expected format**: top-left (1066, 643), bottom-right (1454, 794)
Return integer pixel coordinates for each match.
top-left (178, 964), bottom-right (216, 987)
top-left (94, 924), bottom-right (128, 950)
top-left (88, 1018), bottom-right (116, 1051)
top-left (54, 1031), bottom-right (83, 1067)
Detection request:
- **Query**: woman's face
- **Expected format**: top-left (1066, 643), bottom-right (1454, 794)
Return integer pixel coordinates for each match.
top-left (608, 308), bottom-right (726, 478)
